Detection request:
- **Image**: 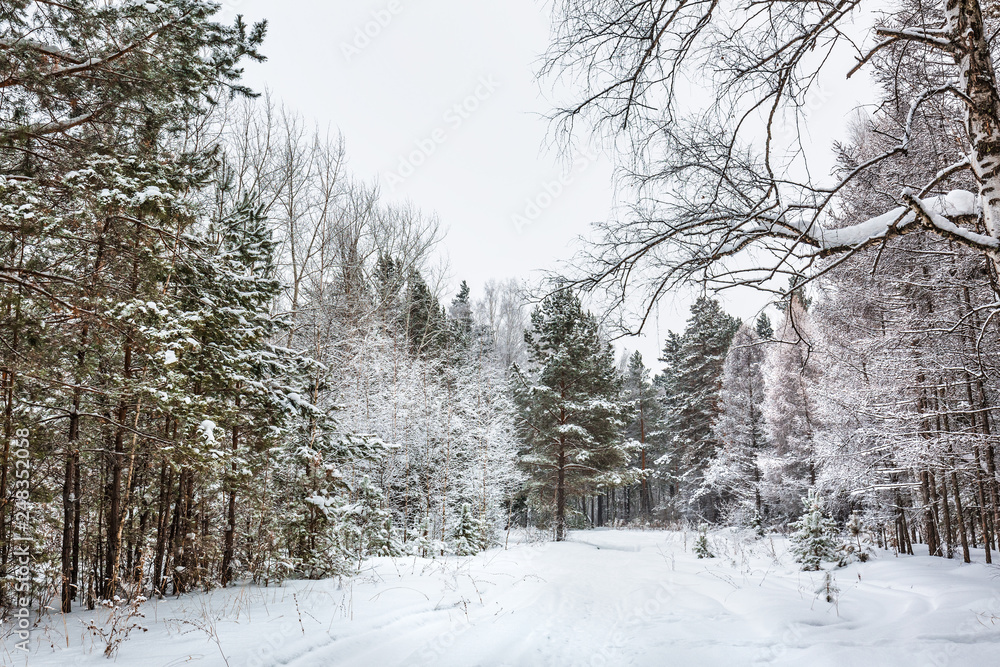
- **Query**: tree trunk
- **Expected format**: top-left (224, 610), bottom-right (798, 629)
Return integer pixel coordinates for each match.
top-left (920, 471), bottom-right (939, 556)
top-left (555, 441), bottom-right (567, 541)
top-left (61, 324), bottom-right (89, 612)
top-left (72, 447), bottom-right (81, 600)
top-left (152, 461), bottom-right (173, 596)
top-left (221, 397), bottom-right (240, 587)
top-left (973, 445), bottom-right (993, 563)
top-left (939, 472), bottom-right (953, 559)
top-left (947, 0), bottom-right (1000, 271)
top-left (60, 440), bottom-right (76, 612)
top-left (951, 470), bottom-right (971, 563)
top-left (0, 362), bottom-right (13, 606)
top-left (103, 386), bottom-right (129, 599)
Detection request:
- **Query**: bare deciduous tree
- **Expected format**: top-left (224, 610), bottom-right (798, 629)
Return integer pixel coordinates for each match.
top-left (543, 0), bottom-right (1000, 329)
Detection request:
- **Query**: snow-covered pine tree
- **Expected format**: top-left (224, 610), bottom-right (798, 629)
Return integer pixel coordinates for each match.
top-left (654, 331), bottom-right (684, 503)
top-left (161, 195), bottom-right (290, 589)
top-left (338, 476), bottom-right (404, 565)
top-left (622, 351), bottom-right (666, 520)
top-left (755, 313), bottom-right (774, 341)
top-left (693, 525), bottom-right (714, 559)
top-left (514, 290), bottom-right (631, 541)
top-left (403, 270), bottom-right (450, 356)
top-left (0, 0), bottom-right (265, 609)
top-left (410, 516), bottom-right (443, 558)
top-left (704, 321), bottom-right (769, 530)
top-left (658, 297), bottom-right (739, 519)
top-left (790, 490), bottom-right (839, 571)
top-left (450, 280), bottom-right (474, 345)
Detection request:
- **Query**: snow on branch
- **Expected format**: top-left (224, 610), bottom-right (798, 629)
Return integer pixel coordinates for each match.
top-left (791, 190), bottom-right (990, 256)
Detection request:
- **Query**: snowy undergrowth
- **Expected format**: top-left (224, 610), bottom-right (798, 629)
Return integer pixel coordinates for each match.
top-left (4, 529), bottom-right (999, 667)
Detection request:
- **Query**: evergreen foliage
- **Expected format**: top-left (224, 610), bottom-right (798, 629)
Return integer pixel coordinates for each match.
top-left (622, 351), bottom-right (665, 519)
top-left (452, 502), bottom-right (488, 556)
top-left (514, 290), bottom-right (631, 540)
top-left (693, 527), bottom-right (714, 559)
top-left (656, 297), bottom-right (738, 518)
top-left (704, 322), bottom-right (769, 529)
top-left (754, 314), bottom-right (773, 341)
top-left (337, 476), bottom-right (404, 563)
top-left (789, 490), bottom-right (839, 571)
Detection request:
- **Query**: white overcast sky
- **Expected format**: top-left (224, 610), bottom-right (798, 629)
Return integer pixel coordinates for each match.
top-left (223, 0), bottom-right (873, 366)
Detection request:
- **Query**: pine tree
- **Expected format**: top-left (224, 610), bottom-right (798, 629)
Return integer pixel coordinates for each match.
top-left (789, 490), bottom-right (839, 571)
top-left (622, 351), bottom-right (666, 520)
top-left (450, 280), bottom-right (474, 345)
top-left (410, 516), bottom-right (442, 558)
top-left (0, 0), bottom-right (266, 609)
top-left (654, 331), bottom-right (684, 501)
top-left (658, 297), bottom-right (739, 518)
top-left (514, 290), bottom-right (631, 541)
top-left (338, 476), bottom-right (404, 564)
top-left (755, 313), bottom-right (774, 341)
top-left (402, 270), bottom-right (449, 356)
top-left (704, 322), bottom-right (769, 529)
top-left (693, 526), bottom-right (714, 559)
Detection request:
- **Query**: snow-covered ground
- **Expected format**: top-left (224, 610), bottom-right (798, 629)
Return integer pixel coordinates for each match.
top-left (5, 529), bottom-right (1000, 666)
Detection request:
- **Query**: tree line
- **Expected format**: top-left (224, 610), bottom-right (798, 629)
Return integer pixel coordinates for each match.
top-left (0, 1), bottom-right (528, 616)
top-left (535, 0), bottom-right (1000, 560)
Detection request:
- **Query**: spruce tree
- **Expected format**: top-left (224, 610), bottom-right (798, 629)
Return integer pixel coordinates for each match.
top-left (450, 280), bottom-right (474, 345)
top-left (402, 270), bottom-right (448, 356)
top-left (338, 476), bottom-right (403, 565)
top-left (513, 290), bottom-right (631, 541)
top-left (654, 331), bottom-right (684, 500)
top-left (789, 490), bottom-right (839, 571)
top-left (452, 502), bottom-right (487, 556)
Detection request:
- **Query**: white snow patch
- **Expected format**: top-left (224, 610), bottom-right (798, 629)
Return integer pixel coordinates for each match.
top-left (8, 530), bottom-right (1000, 666)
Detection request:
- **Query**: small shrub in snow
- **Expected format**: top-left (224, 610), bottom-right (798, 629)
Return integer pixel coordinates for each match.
top-left (750, 510), bottom-right (764, 538)
top-left (789, 490), bottom-right (839, 571)
top-left (85, 595), bottom-right (148, 658)
top-left (840, 511), bottom-right (874, 564)
top-left (818, 570), bottom-right (839, 604)
top-left (694, 526), bottom-right (714, 559)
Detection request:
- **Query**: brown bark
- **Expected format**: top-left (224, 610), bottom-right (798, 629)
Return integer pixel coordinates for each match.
top-left (221, 397), bottom-right (240, 587)
top-left (973, 445), bottom-right (993, 563)
top-left (555, 441), bottom-right (567, 541)
top-left (939, 472), bottom-right (953, 559)
top-left (951, 469), bottom-right (971, 563)
top-left (103, 360), bottom-right (130, 600)
top-left (920, 471), bottom-right (939, 556)
top-left (152, 460), bottom-right (173, 596)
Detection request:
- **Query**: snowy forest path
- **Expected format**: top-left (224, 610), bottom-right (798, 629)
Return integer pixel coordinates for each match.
top-left (243, 530), bottom-right (1000, 667)
top-left (10, 530), bottom-right (1000, 667)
